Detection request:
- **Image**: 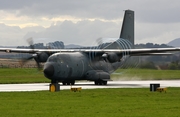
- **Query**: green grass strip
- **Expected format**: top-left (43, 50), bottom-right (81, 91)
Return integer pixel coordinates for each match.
top-left (112, 69), bottom-right (180, 80)
top-left (0, 88), bottom-right (180, 117)
top-left (0, 68), bottom-right (49, 84)
top-left (0, 68), bottom-right (180, 84)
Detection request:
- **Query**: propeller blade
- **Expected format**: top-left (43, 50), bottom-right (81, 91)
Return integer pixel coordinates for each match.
top-left (34, 57), bottom-right (42, 71)
top-left (22, 37), bottom-right (42, 70)
top-left (19, 54), bottom-right (34, 67)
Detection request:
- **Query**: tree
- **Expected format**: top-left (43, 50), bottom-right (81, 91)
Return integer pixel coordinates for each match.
top-left (139, 61), bottom-right (157, 69)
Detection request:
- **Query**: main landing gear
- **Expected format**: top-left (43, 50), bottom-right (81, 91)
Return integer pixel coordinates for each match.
top-left (94, 81), bottom-right (107, 85)
top-left (62, 80), bottom-right (75, 85)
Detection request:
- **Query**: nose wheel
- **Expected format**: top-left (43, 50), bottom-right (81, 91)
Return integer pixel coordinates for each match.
top-left (49, 80), bottom-right (60, 92)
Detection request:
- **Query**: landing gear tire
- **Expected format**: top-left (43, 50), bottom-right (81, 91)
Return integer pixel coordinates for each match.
top-left (94, 81), bottom-right (107, 85)
top-left (71, 81), bottom-right (75, 85)
top-left (62, 81), bottom-right (75, 85)
top-left (95, 81), bottom-right (98, 85)
top-left (62, 82), bottom-right (66, 85)
top-left (50, 80), bottom-right (60, 92)
top-left (103, 81), bottom-right (107, 85)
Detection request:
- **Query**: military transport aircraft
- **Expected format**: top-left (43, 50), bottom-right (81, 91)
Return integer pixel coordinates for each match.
top-left (0, 10), bottom-right (180, 86)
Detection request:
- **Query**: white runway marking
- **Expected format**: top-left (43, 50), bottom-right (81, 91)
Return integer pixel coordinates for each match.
top-left (0, 80), bottom-right (180, 92)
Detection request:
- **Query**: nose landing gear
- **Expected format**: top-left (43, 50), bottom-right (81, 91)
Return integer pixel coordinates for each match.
top-left (49, 80), bottom-right (60, 92)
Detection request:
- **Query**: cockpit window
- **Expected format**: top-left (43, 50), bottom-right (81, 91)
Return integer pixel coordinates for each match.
top-left (48, 54), bottom-right (64, 63)
top-left (48, 53), bottom-right (71, 64)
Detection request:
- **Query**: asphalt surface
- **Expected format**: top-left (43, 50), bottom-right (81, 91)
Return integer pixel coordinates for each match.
top-left (0, 80), bottom-right (180, 92)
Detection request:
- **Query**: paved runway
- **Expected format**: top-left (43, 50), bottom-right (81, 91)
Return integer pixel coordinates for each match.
top-left (0, 80), bottom-right (180, 92)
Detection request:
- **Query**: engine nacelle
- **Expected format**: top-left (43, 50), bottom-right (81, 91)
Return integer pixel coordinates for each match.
top-left (102, 52), bottom-right (120, 63)
top-left (36, 52), bottom-right (49, 62)
top-left (85, 70), bottom-right (110, 81)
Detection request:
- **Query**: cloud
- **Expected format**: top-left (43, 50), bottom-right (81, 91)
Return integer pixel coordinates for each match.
top-left (0, 0), bottom-right (124, 19)
top-left (136, 22), bottom-right (180, 44)
top-left (1, 16), bottom-right (180, 46)
top-left (0, 23), bottom-right (45, 46)
top-left (0, 0), bottom-right (180, 23)
top-left (0, 0), bottom-right (180, 46)
top-left (23, 20), bottom-right (121, 46)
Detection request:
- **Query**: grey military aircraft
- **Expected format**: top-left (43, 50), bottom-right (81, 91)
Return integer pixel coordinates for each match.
top-left (0, 10), bottom-right (180, 86)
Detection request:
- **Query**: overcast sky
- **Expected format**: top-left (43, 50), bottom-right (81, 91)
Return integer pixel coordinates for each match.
top-left (0, 0), bottom-right (180, 46)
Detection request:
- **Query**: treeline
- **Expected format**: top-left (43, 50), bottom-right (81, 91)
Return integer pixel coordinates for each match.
top-left (135, 43), bottom-right (180, 70)
top-left (135, 43), bottom-right (172, 48)
top-left (17, 41), bottom-right (64, 49)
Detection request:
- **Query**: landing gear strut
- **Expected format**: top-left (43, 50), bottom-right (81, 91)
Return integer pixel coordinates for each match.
top-left (49, 80), bottom-right (60, 92)
top-left (94, 81), bottom-right (107, 85)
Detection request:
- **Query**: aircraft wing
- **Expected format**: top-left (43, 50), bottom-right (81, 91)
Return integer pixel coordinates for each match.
top-left (0, 47), bottom-right (179, 56)
top-left (130, 53), bottom-right (173, 56)
top-left (124, 48), bottom-right (179, 56)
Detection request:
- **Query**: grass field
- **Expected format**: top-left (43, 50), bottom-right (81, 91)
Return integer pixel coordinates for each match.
top-left (0, 88), bottom-right (180, 117)
top-left (0, 68), bottom-right (180, 84)
top-left (112, 68), bottom-right (180, 80)
top-left (0, 68), bottom-right (49, 84)
top-left (0, 68), bottom-right (180, 116)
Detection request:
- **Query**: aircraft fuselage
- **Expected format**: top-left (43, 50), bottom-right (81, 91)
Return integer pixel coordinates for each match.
top-left (43, 52), bottom-right (120, 83)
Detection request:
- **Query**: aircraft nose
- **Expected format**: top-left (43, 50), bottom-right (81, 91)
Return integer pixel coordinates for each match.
top-left (43, 64), bottom-right (54, 77)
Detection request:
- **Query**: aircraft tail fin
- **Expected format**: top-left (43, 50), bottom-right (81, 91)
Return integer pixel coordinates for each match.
top-left (99, 10), bottom-right (134, 50)
top-left (120, 10), bottom-right (134, 48)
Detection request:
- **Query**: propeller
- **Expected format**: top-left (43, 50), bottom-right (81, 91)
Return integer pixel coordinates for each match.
top-left (20, 37), bottom-right (48, 70)
top-left (88, 38), bottom-right (140, 74)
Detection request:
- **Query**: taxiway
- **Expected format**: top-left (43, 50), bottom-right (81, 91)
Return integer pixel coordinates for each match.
top-left (0, 80), bottom-right (179, 92)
